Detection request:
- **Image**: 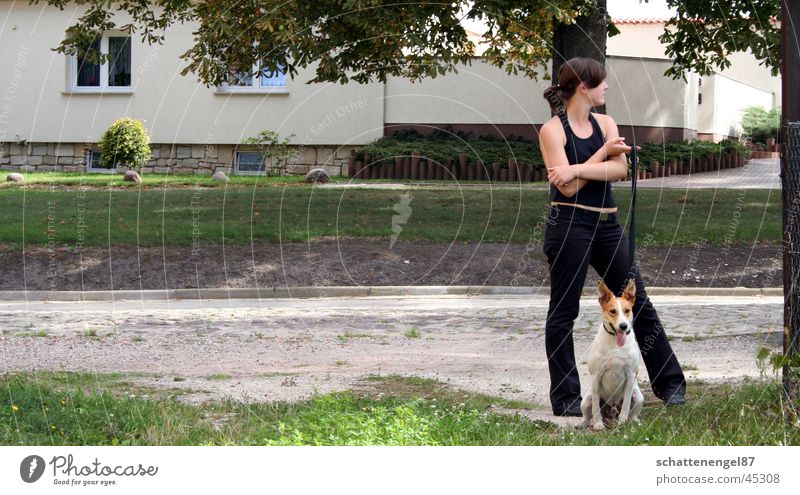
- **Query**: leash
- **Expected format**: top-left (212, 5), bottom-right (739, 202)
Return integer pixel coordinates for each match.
top-left (629, 144), bottom-right (638, 275)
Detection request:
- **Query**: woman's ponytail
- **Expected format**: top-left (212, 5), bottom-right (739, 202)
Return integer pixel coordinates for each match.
top-left (543, 84), bottom-right (564, 113)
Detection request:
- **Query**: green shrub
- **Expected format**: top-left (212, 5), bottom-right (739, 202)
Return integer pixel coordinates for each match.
top-left (242, 130), bottom-right (295, 176)
top-left (636, 139), bottom-right (748, 172)
top-left (356, 128), bottom-right (545, 169)
top-left (741, 106), bottom-right (780, 145)
top-left (359, 130), bottom-right (749, 175)
top-left (719, 138), bottom-right (748, 156)
top-left (98, 118), bottom-right (152, 169)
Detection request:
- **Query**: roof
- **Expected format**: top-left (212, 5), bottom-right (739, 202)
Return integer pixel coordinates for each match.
top-left (612, 17), bottom-right (668, 25)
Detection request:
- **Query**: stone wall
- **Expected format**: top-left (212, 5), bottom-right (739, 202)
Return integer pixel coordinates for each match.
top-left (0, 142), bottom-right (353, 177)
top-left (0, 142), bottom-right (87, 172)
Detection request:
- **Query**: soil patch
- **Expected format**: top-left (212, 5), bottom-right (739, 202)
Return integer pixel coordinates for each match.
top-left (0, 239), bottom-right (781, 290)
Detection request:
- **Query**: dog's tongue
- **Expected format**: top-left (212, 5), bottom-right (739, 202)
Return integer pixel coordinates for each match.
top-left (616, 331), bottom-right (626, 347)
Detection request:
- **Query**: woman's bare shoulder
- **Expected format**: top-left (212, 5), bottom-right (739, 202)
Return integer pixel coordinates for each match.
top-left (540, 116), bottom-right (565, 138)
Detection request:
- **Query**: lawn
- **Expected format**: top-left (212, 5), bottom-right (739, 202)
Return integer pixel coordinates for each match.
top-left (1, 372), bottom-right (796, 446)
top-left (0, 182), bottom-right (782, 247)
top-left (0, 171), bottom-right (323, 188)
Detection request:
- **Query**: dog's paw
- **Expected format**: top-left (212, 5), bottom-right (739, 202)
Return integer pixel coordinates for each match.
top-left (592, 421), bottom-right (606, 431)
top-left (576, 420), bottom-right (590, 430)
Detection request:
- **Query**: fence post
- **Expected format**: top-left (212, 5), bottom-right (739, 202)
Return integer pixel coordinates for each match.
top-left (348, 150), bottom-right (357, 177)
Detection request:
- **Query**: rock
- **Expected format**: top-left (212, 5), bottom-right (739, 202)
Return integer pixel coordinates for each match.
top-left (124, 170), bottom-right (141, 184)
top-left (212, 171), bottom-right (229, 182)
top-left (304, 168), bottom-right (330, 184)
top-left (6, 173), bottom-right (24, 183)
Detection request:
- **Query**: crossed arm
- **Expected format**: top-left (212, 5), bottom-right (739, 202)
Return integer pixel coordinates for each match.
top-left (539, 114), bottom-right (631, 198)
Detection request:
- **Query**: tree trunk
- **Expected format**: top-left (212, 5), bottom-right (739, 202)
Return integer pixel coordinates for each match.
top-left (551, 0), bottom-right (609, 115)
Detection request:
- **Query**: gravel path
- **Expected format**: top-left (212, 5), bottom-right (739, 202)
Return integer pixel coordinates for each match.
top-left (0, 295), bottom-right (783, 425)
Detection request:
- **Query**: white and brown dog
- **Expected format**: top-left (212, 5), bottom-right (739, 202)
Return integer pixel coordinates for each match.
top-left (580, 279), bottom-right (644, 430)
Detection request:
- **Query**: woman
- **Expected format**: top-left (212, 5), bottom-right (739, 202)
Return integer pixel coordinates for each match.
top-left (538, 57), bottom-right (685, 416)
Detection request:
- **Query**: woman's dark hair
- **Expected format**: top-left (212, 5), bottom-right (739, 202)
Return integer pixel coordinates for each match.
top-left (542, 57), bottom-right (607, 112)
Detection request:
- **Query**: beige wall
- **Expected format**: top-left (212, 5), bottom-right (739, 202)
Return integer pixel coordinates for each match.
top-left (610, 21), bottom-right (779, 140)
top-left (385, 60), bottom-right (550, 125)
top-left (699, 74), bottom-right (775, 138)
top-left (604, 56), bottom-right (695, 130)
top-left (610, 21), bottom-right (780, 104)
top-left (607, 23), bottom-right (669, 59)
top-left (0, 2), bottom-right (384, 146)
top-left (385, 56), bottom-right (693, 131)
top-left (717, 51), bottom-right (781, 105)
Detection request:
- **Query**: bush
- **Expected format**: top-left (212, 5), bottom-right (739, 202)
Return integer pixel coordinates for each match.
top-left (636, 139), bottom-right (748, 172)
top-left (242, 130), bottom-right (295, 176)
top-left (98, 118), bottom-right (152, 169)
top-left (356, 128), bottom-right (545, 169)
top-left (740, 106), bottom-right (780, 145)
top-left (357, 131), bottom-right (749, 175)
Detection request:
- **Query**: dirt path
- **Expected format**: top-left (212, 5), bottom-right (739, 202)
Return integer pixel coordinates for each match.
top-left (0, 295), bottom-right (782, 425)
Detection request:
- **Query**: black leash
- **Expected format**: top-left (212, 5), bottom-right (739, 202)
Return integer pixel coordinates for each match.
top-left (629, 144), bottom-right (638, 275)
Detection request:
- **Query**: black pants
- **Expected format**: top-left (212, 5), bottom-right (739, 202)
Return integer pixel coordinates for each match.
top-left (542, 205), bottom-right (685, 411)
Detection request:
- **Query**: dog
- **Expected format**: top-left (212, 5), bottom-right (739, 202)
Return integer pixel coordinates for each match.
top-left (579, 279), bottom-right (644, 430)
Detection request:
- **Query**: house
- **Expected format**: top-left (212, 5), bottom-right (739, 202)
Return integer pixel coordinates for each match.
top-left (0, 2), bottom-right (779, 176)
top-left (607, 17), bottom-right (780, 142)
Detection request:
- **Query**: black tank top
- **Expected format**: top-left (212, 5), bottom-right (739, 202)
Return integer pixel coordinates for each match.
top-left (550, 111), bottom-right (617, 209)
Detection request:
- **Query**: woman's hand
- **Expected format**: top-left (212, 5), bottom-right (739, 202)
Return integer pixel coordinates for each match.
top-left (547, 164), bottom-right (577, 186)
top-left (603, 137), bottom-right (635, 157)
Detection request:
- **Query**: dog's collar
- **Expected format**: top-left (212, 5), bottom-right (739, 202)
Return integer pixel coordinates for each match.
top-left (603, 322), bottom-right (616, 336)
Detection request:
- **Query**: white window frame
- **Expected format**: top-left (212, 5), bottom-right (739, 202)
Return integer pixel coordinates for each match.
top-left (85, 150), bottom-right (117, 174)
top-left (217, 64), bottom-right (289, 94)
top-left (234, 151), bottom-right (269, 175)
top-left (68, 31), bottom-right (132, 94)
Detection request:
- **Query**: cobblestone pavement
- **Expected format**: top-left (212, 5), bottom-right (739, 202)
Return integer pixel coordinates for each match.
top-left (0, 294), bottom-right (783, 424)
top-left (635, 158), bottom-right (779, 190)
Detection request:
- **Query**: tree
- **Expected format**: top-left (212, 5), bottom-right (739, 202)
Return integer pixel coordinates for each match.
top-left (36, 0), bottom-right (614, 86)
top-left (659, 0), bottom-right (781, 80)
top-left (740, 105), bottom-right (781, 145)
top-left (34, 1), bottom-right (783, 86)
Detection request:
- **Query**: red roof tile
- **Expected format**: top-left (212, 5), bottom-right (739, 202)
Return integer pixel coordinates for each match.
top-left (612, 17), bottom-right (668, 25)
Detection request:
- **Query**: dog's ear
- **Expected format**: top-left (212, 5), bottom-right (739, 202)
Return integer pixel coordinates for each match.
top-left (597, 280), bottom-right (613, 306)
top-left (623, 279), bottom-right (637, 305)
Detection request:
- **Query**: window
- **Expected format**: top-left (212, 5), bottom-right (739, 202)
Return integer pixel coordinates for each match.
top-left (220, 64), bottom-right (288, 94)
top-left (70, 33), bottom-right (131, 92)
top-left (85, 150), bottom-right (116, 173)
top-left (235, 151), bottom-right (267, 174)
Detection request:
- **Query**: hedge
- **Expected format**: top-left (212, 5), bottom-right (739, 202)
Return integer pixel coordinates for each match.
top-left (351, 129), bottom-right (750, 180)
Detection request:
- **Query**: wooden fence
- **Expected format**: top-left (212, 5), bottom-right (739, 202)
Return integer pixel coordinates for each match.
top-left (347, 150), bottom-right (748, 182)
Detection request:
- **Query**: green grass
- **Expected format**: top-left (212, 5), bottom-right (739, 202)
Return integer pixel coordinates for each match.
top-left (1, 372), bottom-right (797, 446)
top-left (0, 171), bottom-right (339, 188)
top-left (405, 328), bottom-right (421, 338)
top-left (15, 331), bottom-right (49, 338)
top-left (337, 332), bottom-right (376, 342)
top-left (0, 186), bottom-right (781, 247)
top-left (206, 374), bottom-right (232, 381)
